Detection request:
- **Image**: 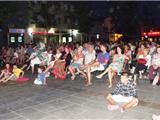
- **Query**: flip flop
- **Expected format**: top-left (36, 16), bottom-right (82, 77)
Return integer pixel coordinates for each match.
top-left (96, 75), bottom-right (103, 79)
top-left (107, 104), bottom-right (119, 111)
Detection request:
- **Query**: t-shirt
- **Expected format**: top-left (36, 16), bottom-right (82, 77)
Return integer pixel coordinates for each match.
top-left (13, 68), bottom-right (23, 78)
top-left (84, 50), bottom-right (96, 64)
top-left (38, 73), bottom-right (45, 82)
top-left (26, 48), bottom-right (34, 56)
top-left (97, 52), bottom-right (110, 67)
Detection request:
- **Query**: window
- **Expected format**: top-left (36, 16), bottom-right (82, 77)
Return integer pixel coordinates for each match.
top-left (68, 37), bottom-right (72, 42)
top-left (18, 36), bottom-right (22, 42)
top-left (10, 37), bottom-right (15, 43)
top-left (62, 37), bottom-right (66, 43)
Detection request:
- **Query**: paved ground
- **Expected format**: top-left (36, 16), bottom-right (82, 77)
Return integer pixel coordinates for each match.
top-left (0, 71), bottom-right (159, 120)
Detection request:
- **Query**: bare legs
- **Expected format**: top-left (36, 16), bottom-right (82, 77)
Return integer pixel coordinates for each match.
top-left (120, 98), bottom-right (138, 112)
top-left (108, 69), bottom-right (113, 88)
top-left (107, 94), bottom-right (116, 105)
top-left (85, 61), bottom-right (100, 86)
top-left (96, 66), bottom-right (116, 88)
top-left (0, 74), bottom-right (16, 83)
top-left (44, 65), bottom-right (53, 73)
top-left (69, 66), bottom-right (76, 80)
top-left (0, 71), bottom-right (5, 79)
top-left (107, 94), bottom-right (139, 112)
top-left (96, 66), bottom-right (110, 78)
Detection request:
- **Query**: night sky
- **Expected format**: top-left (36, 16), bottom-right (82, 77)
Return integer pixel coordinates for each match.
top-left (1, 1), bottom-right (160, 28)
top-left (0, 1), bottom-right (160, 46)
top-left (90, 1), bottom-right (160, 23)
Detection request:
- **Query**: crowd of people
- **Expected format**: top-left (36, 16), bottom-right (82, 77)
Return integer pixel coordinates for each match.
top-left (0, 39), bottom-right (160, 112)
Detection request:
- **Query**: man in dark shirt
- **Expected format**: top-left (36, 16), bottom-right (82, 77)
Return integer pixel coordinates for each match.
top-left (107, 72), bottom-right (139, 112)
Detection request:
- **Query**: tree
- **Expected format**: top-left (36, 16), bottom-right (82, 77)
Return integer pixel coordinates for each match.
top-left (74, 2), bottom-right (93, 33)
top-left (0, 2), bottom-right (29, 46)
top-left (28, 1), bottom-right (78, 29)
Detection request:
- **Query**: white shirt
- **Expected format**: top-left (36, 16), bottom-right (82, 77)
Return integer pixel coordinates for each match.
top-left (84, 50), bottom-right (96, 64)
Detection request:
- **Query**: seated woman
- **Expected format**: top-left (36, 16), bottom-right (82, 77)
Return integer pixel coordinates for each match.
top-left (44, 48), bottom-right (62, 76)
top-left (149, 47), bottom-right (160, 85)
top-left (0, 65), bottom-right (24, 83)
top-left (133, 48), bottom-right (151, 82)
top-left (124, 44), bottom-right (132, 71)
top-left (130, 43), bottom-right (146, 74)
top-left (0, 63), bottom-right (12, 81)
top-left (82, 43), bottom-right (110, 86)
top-left (96, 46), bottom-right (128, 88)
top-left (52, 47), bottom-right (72, 80)
top-left (27, 47), bottom-right (51, 74)
top-left (68, 46), bottom-right (84, 80)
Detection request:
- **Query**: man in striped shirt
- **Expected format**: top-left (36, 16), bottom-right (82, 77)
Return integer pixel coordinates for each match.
top-left (106, 72), bottom-right (139, 112)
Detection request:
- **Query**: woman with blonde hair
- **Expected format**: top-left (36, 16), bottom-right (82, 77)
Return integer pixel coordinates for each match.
top-left (68, 46), bottom-right (84, 80)
top-left (96, 46), bottom-right (128, 88)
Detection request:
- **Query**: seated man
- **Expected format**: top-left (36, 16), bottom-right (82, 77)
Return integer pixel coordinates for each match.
top-left (149, 47), bottom-right (160, 85)
top-left (107, 72), bottom-right (138, 112)
top-left (79, 43), bottom-right (96, 81)
top-left (82, 43), bottom-right (110, 86)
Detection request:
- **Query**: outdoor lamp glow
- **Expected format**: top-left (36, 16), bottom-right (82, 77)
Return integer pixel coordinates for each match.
top-left (97, 34), bottom-right (100, 39)
top-left (68, 37), bottom-right (72, 42)
top-left (28, 28), bottom-right (33, 36)
top-left (48, 28), bottom-right (55, 34)
top-left (73, 30), bottom-right (78, 36)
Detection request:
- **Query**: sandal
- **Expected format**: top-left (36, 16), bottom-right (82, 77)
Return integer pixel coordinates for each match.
top-left (96, 75), bottom-right (103, 79)
top-left (71, 75), bottom-right (76, 80)
top-left (85, 83), bottom-right (92, 87)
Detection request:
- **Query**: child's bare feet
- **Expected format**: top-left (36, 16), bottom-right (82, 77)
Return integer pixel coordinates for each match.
top-left (71, 75), bottom-right (76, 80)
top-left (119, 106), bottom-right (124, 113)
top-left (107, 104), bottom-right (119, 111)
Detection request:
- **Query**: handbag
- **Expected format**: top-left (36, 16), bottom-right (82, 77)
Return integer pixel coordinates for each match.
top-left (137, 58), bottom-right (147, 64)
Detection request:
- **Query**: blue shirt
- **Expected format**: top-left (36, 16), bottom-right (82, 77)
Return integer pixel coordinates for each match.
top-left (26, 48), bottom-right (34, 56)
top-left (38, 73), bottom-right (45, 82)
top-left (97, 52), bottom-right (110, 67)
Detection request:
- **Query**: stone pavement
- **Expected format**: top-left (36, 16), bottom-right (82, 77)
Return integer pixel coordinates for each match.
top-left (0, 72), bottom-right (159, 120)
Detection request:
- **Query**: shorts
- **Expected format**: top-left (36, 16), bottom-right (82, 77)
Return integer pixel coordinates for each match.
top-left (90, 63), bottom-right (105, 72)
top-left (111, 94), bottom-right (138, 107)
top-left (70, 63), bottom-right (81, 69)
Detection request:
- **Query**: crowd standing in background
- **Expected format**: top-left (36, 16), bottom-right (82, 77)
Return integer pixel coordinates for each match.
top-left (0, 40), bottom-right (160, 112)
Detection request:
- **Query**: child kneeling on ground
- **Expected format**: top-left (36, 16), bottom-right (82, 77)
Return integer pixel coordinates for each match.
top-left (34, 67), bottom-right (46, 85)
